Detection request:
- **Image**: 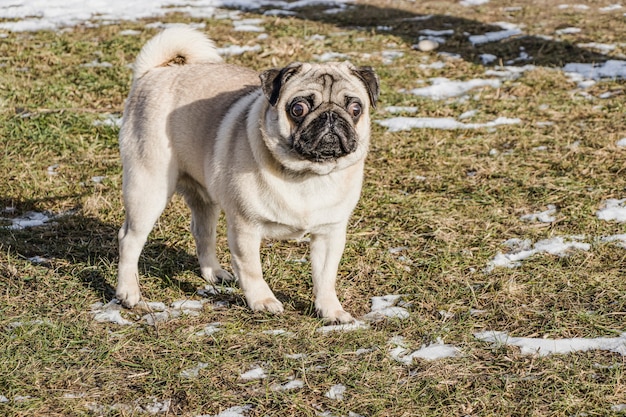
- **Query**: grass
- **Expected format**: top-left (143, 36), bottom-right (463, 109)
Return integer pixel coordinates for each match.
top-left (1, 0), bottom-right (626, 415)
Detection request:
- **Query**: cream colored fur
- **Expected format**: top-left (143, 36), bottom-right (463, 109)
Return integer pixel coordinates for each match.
top-left (116, 27), bottom-right (376, 323)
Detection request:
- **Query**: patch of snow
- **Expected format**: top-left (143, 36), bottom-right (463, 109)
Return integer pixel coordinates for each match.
top-left (171, 299), bottom-right (204, 311)
top-left (4, 211), bottom-right (55, 230)
top-left (0, 1), bottom-right (272, 32)
top-left (597, 198), bottom-right (626, 222)
top-left (272, 379), bottom-right (304, 391)
top-left (600, 4), bottom-right (623, 11)
top-left (558, 4), bottom-right (591, 10)
top-left (325, 384), bottom-right (346, 400)
top-left (564, 60), bottom-right (626, 80)
top-left (555, 27), bottom-right (581, 35)
top-left (460, 0), bottom-right (490, 6)
top-left (262, 329), bottom-right (294, 336)
top-left (520, 204), bottom-right (557, 223)
top-left (316, 320), bottom-right (369, 333)
top-left (485, 236), bottom-right (590, 272)
top-left (480, 53), bottom-right (497, 65)
top-left (382, 50), bottom-right (404, 64)
top-left (469, 28), bottom-right (523, 46)
top-left (363, 295), bottom-right (410, 321)
top-left (577, 42), bottom-right (616, 53)
top-left (93, 114), bottom-right (123, 128)
top-left (314, 52), bottom-right (349, 62)
top-left (264, 9), bottom-right (297, 16)
top-left (409, 77), bottom-right (501, 100)
top-left (377, 116), bottom-right (520, 133)
top-left (601, 234), bottom-right (626, 249)
top-left (81, 59), bottom-right (113, 68)
top-left (180, 362), bottom-right (208, 379)
top-left (240, 366), bottom-right (267, 381)
top-left (458, 109), bottom-right (478, 120)
top-left (475, 330), bottom-right (626, 356)
top-left (120, 29), bottom-right (141, 36)
top-left (196, 322), bottom-right (222, 336)
top-left (389, 337), bottom-right (460, 364)
top-left (419, 61), bottom-right (446, 69)
top-left (233, 18), bottom-right (264, 32)
top-left (384, 106), bottom-right (418, 114)
top-left (28, 255), bottom-right (49, 263)
top-left (485, 64), bottom-right (536, 80)
top-left (216, 45), bottom-right (261, 57)
top-left (199, 405), bottom-right (253, 417)
top-left (91, 299), bottom-right (134, 326)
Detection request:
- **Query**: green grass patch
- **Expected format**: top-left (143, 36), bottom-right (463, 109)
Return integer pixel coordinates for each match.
top-left (1, 1), bottom-right (626, 416)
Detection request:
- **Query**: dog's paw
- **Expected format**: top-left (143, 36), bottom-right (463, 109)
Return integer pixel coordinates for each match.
top-left (249, 297), bottom-right (284, 314)
top-left (201, 267), bottom-right (235, 284)
top-left (320, 309), bottom-right (355, 324)
top-left (116, 287), bottom-right (141, 309)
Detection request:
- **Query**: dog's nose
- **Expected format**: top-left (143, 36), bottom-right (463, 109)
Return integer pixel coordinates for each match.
top-left (321, 111), bottom-right (337, 126)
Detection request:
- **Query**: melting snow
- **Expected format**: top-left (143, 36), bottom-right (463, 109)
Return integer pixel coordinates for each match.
top-left (325, 384), bottom-right (346, 400)
top-left (196, 322), bottom-right (222, 336)
top-left (520, 204), bottom-right (557, 223)
top-left (485, 236), bottom-right (590, 272)
top-left (180, 362), bottom-right (208, 379)
top-left (601, 234), bottom-right (626, 249)
top-left (272, 379), bottom-right (304, 391)
top-left (4, 211), bottom-right (55, 230)
top-left (363, 295), bottom-right (410, 321)
top-left (314, 52), bottom-right (349, 62)
top-left (564, 60), bottom-right (626, 80)
top-left (389, 336), bottom-right (460, 364)
top-left (460, 0), bottom-right (490, 6)
top-left (239, 366), bottom-right (267, 381)
top-left (475, 331), bottom-right (626, 356)
top-left (377, 116), bottom-right (520, 132)
top-left (93, 114), bottom-right (123, 128)
top-left (408, 77), bottom-right (501, 100)
top-left (469, 28), bottom-right (523, 46)
top-left (217, 45), bottom-right (262, 57)
top-left (91, 300), bottom-right (134, 326)
top-left (316, 320), bottom-right (369, 333)
top-left (596, 198), bottom-right (626, 222)
top-left (384, 106), bottom-right (418, 114)
top-left (199, 405), bottom-right (253, 417)
top-left (232, 18), bottom-right (264, 32)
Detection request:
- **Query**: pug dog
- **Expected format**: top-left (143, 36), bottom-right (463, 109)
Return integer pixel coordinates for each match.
top-left (116, 27), bottom-right (379, 323)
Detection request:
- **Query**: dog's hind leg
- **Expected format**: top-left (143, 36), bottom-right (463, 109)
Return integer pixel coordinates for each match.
top-left (116, 163), bottom-right (177, 308)
top-left (179, 178), bottom-right (234, 284)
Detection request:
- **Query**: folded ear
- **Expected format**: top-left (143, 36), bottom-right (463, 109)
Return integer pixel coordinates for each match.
top-left (351, 66), bottom-right (380, 108)
top-left (259, 62), bottom-right (303, 106)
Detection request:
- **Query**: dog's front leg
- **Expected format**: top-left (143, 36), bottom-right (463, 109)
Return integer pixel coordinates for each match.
top-left (227, 220), bottom-right (284, 314)
top-left (310, 226), bottom-right (354, 324)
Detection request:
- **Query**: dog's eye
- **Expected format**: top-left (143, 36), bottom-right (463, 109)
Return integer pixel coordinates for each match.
top-left (348, 102), bottom-right (362, 118)
top-left (290, 101), bottom-right (309, 118)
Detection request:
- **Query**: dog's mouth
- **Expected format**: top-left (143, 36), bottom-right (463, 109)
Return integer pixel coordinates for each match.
top-left (292, 111), bottom-right (357, 162)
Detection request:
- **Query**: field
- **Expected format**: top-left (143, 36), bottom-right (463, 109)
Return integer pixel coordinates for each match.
top-left (1, 0), bottom-right (626, 416)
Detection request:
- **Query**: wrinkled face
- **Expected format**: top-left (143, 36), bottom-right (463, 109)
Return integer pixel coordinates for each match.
top-left (260, 62), bottom-right (379, 174)
top-left (286, 74), bottom-right (364, 162)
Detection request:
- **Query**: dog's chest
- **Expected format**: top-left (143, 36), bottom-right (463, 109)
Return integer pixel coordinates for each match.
top-left (253, 172), bottom-right (360, 238)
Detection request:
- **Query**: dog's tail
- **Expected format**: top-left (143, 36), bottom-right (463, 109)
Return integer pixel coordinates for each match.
top-left (133, 26), bottom-right (223, 80)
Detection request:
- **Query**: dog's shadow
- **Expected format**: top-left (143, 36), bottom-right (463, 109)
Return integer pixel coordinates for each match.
top-left (0, 195), bottom-right (312, 314)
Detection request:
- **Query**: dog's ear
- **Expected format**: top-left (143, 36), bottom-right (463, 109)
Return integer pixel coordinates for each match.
top-left (351, 66), bottom-right (380, 108)
top-left (260, 62), bottom-right (303, 106)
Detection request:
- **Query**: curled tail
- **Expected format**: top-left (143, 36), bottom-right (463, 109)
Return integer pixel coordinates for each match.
top-left (133, 26), bottom-right (223, 80)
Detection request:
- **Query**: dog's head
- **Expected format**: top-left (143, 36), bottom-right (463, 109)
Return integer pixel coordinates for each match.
top-left (260, 61), bottom-right (379, 175)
